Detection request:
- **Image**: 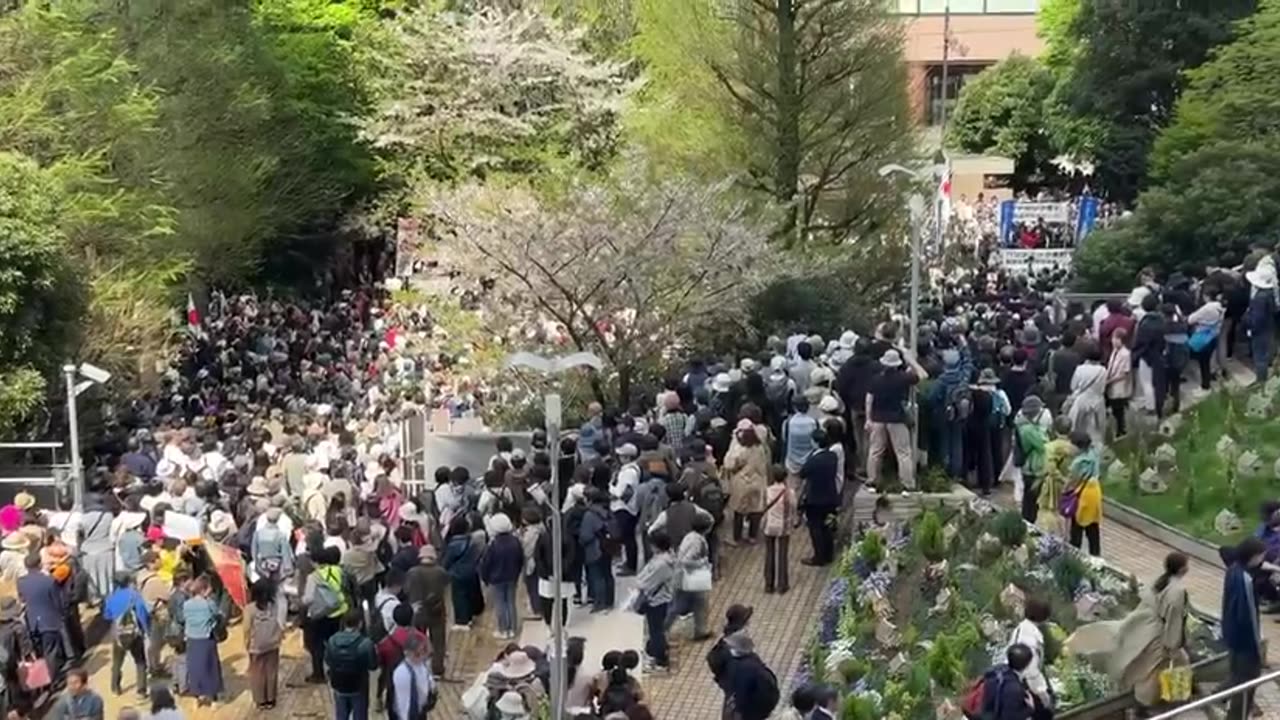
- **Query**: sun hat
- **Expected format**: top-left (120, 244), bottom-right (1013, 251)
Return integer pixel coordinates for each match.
top-left (207, 510), bottom-right (234, 537)
top-left (1021, 395), bottom-right (1045, 418)
top-left (711, 373), bottom-right (733, 394)
top-left (495, 691), bottom-right (527, 716)
top-left (810, 366), bottom-right (834, 387)
top-left (498, 651), bottom-right (537, 678)
top-left (976, 368), bottom-right (1001, 386)
top-left (769, 355), bottom-right (787, 372)
top-left (13, 492), bottom-right (35, 511)
top-left (489, 513), bottom-right (513, 534)
top-left (1247, 257), bottom-right (1278, 290)
top-left (1, 533), bottom-right (30, 552)
top-left (740, 358), bottom-right (759, 374)
top-left (616, 443), bottom-right (638, 458)
top-left (839, 330), bottom-right (858, 349)
top-left (819, 395), bottom-right (840, 413)
top-left (398, 501), bottom-right (423, 526)
top-left (246, 476), bottom-right (271, 496)
top-left (879, 349), bottom-right (903, 368)
top-left (119, 512), bottom-right (147, 532)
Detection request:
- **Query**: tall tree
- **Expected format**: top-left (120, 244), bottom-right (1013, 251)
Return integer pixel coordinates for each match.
top-left (633, 0), bottom-right (912, 246)
top-left (947, 54), bottom-right (1057, 188)
top-left (1046, 0), bottom-right (1256, 202)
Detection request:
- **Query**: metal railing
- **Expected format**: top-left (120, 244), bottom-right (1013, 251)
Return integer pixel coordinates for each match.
top-left (1149, 667), bottom-right (1280, 720)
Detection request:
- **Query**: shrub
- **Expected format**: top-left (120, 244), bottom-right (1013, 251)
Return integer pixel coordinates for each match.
top-left (858, 531), bottom-right (887, 569)
top-left (916, 510), bottom-right (947, 562)
top-left (991, 509), bottom-right (1028, 548)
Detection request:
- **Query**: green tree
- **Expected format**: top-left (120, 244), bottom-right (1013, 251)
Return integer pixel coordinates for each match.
top-left (1046, 0), bottom-right (1257, 202)
top-left (947, 54), bottom-right (1057, 187)
top-left (632, 0), bottom-right (913, 246)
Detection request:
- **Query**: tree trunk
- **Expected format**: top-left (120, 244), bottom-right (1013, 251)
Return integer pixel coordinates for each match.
top-left (774, 0), bottom-right (801, 246)
top-left (616, 364), bottom-right (633, 413)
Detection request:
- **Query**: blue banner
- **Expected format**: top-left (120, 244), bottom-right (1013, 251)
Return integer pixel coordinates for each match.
top-left (1076, 196), bottom-right (1099, 241)
top-left (999, 199), bottom-right (1016, 247)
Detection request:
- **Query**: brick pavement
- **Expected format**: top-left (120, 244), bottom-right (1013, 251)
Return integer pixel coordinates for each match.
top-left (69, 527), bottom-right (830, 720)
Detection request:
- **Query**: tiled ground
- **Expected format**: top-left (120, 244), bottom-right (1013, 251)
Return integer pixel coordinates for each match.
top-left (68, 526), bottom-right (832, 720)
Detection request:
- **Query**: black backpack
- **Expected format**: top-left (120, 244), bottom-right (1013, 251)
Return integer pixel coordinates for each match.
top-left (599, 676), bottom-right (638, 715)
top-left (695, 476), bottom-right (726, 522)
top-left (946, 383), bottom-right (974, 422)
top-left (369, 596), bottom-right (398, 644)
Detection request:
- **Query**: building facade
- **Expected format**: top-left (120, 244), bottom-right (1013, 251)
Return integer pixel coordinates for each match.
top-left (896, 0), bottom-right (1043, 125)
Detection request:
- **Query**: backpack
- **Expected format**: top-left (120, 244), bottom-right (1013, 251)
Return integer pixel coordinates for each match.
top-left (640, 480), bottom-right (668, 524)
top-left (599, 677), bottom-right (638, 715)
top-left (308, 567), bottom-right (345, 619)
top-left (742, 662), bottom-right (780, 718)
top-left (988, 390), bottom-right (1010, 429)
top-left (961, 668), bottom-right (1009, 720)
top-left (369, 596), bottom-right (397, 643)
top-left (254, 524), bottom-right (288, 576)
top-left (764, 375), bottom-right (791, 410)
top-left (113, 594), bottom-right (141, 646)
top-left (946, 383), bottom-right (974, 422)
top-left (1011, 426), bottom-right (1027, 468)
top-left (598, 513), bottom-right (622, 558)
top-left (695, 476), bottom-right (726, 523)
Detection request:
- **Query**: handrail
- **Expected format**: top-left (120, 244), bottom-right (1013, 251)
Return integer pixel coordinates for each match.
top-left (1148, 666), bottom-right (1280, 720)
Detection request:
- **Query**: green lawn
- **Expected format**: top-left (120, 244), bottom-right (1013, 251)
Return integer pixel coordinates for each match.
top-left (1104, 387), bottom-right (1280, 546)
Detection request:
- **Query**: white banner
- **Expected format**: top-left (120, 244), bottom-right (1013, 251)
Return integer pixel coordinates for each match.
top-left (996, 248), bottom-right (1074, 274)
top-left (1010, 201), bottom-right (1071, 224)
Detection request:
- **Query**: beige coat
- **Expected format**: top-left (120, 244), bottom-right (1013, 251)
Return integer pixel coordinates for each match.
top-left (723, 439), bottom-right (770, 514)
top-left (761, 484), bottom-right (797, 537)
top-left (1073, 577), bottom-right (1188, 706)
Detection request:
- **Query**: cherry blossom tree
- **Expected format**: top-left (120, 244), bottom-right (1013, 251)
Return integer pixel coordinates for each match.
top-left (424, 159), bottom-right (777, 406)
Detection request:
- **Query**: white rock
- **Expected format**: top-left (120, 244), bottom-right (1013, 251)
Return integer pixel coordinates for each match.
top-left (1000, 584), bottom-right (1026, 616)
top-left (1215, 508), bottom-right (1243, 535)
top-left (1159, 415), bottom-right (1183, 437)
top-left (1138, 468), bottom-right (1168, 494)
top-left (1247, 392), bottom-right (1274, 420)
top-left (929, 588), bottom-right (953, 616)
top-left (876, 617), bottom-right (900, 648)
top-left (1106, 459), bottom-right (1130, 486)
top-left (1075, 592), bottom-right (1104, 622)
top-left (1011, 544), bottom-right (1030, 566)
top-left (935, 698), bottom-right (965, 720)
top-left (1238, 450), bottom-right (1263, 478)
top-left (1217, 435), bottom-right (1238, 461)
top-left (889, 652), bottom-right (909, 675)
top-left (1154, 443), bottom-right (1178, 469)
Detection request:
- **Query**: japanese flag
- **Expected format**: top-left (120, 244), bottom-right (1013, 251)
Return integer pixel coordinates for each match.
top-left (187, 293), bottom-right (201, 332)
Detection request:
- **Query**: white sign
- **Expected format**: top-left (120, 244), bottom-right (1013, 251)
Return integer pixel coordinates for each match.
top-left (1010, 202), bottom-right (1071, 224)
top-left (997, 249), bottom-right (1074, 275)
top-left (162, 511), bottom-right (203, 541)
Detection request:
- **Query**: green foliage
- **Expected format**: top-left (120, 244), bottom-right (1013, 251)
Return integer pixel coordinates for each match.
top-left (840, 692), bottom-right (882, 720)
top-left (925, 633), bottom-right (967, 692)
top-left (990, 509), bottom-right (1028, 548)
top-left (0, 368), bottom-right (46, 437)
top-left (858, 531), bottom-right (887, 569)
top-left (1051, 552), bottom-right (1088, 597)
top-left (948, 55), bottom-right (1058, 185)
top-left (916, 511), bottom-right (947, 563)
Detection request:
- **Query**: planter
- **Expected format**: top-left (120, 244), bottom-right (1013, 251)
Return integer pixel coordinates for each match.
top-left (849, 484), bottom-right (976, 525)
top-left (1103, 497), bottom-right (1226, 569)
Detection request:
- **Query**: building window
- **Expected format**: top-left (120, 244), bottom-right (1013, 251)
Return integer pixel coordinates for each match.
top-left (926, 64), bottom-right (986, 125)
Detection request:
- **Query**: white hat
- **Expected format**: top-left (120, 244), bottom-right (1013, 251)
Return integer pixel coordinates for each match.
top-left (819, 395), bottom-right (840, 413)
top-left (498, 651), bottom-right (537, 679)
top-left (207, 510), bottom-right (234, 537)
top-left (769, 355), bottom-right (787, 372)
top-left (880, 349), bottom-right (904, 368)
top-left (740, 358), bottom-right (758, 373)
top-left (495, 691), bottom-right (527, 715)
top-left (489, 513), bottom-right (513, 534)
top-left (1, 533), bottom-right (30, 551)
top-left (839, 330), bottom-right (858, 349)
top-left (711, 373), bottom-right (733, 393)
top-left (246, 476), bottom-right (270, 496)
top-left (118, 511), bottom-right (147, 532)
top-left (617, 443), bottom-right (638, 458)
top-left (810, 366), bottom-right (834, 386)
top-left (398, 501), bottom-right (424, 525)
top-left (1248, 257), bottom-right (1278, 290)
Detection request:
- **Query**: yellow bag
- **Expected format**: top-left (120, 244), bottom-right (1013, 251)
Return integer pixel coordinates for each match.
top-left (1159, 662), bottom-right (1193, 702)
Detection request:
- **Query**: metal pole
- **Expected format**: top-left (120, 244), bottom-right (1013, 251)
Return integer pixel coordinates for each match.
top-left (939, 0), bottom-right (951, 132)
top-left (1146, 666), bottom-right (1280, 720)
top-left (908, 221), bottom-right (921, 464)
top-left (545, 395), bottom-right (566, 719)
top-left (63, 364), bottom-right (83, 510)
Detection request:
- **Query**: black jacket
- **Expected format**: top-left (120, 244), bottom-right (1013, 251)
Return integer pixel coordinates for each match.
top-left (799, 449), bottom-right (840, 509)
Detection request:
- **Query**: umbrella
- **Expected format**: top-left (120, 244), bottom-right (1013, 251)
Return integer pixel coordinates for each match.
top-left (204, 541), bottom-right (248, 608)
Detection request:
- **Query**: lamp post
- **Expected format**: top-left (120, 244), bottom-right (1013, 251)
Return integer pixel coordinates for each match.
top-left (63, 362), bottom-right (111, 510)
top-left (504, 351), bottom-right (604, 719)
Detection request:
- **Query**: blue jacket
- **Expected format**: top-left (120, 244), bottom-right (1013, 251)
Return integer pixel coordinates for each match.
top-left (442, 534), bottom-right (479, 581)
top-left (1222, 562), bottom-right (1263, 661)
top-left (478, 533), bottom-right (524, 585)
top-left (103, 587), bottom-right (152, 636)
top-left (578, 506), bottom-right (611, 564)
top-left (17, 571), bottom-right (64, 633)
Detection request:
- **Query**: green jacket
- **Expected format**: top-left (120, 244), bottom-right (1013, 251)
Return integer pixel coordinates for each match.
top-left (1014, 416), bottom-right (1048, 478)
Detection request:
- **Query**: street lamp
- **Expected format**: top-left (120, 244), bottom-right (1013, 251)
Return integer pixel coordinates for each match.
top-left (504, 350), bottom-right (605, 719)
top-left (63, 362), bottom-right (111, 509)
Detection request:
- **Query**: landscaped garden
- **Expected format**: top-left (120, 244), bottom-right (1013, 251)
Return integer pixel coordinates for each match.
top-left (799, 502), bottom-right (1222, 720)
top-left (1103, 377), bottom-right (1280, 546)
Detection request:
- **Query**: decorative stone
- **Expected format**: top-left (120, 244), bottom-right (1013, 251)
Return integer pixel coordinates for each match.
top-left (1106, 459), bottom-right (1130, 486)
top-left (926, 559), bottom-right (949, 580)
top-left (1153, 443), bottom-right (1178, 469)
top-left (1273, 456), bottom-right (1280, 481)
top-left (1158, 415), bottom-right (1183, 437)
top-left (929, 588), bottom-right (953, 617)
top-left (1075, 592), bottom-right (1104, 622)
top-left (1247, 391), bottom-right (1275, 420)
top-left (875, 617), bottom-right (900, 648)
top-left (1215, 509), bottom-right (1244, 536)
top-left (943, 522), bottom-right (959, 546)
top-left (935, 698), bottom-right (965, 720)
top-left (1217, 435), bottom-right (1238, 461)
top-left (1138, 468), bottom-right (1168, 494)
top-left (1000, 584), bottom-right (1026, 617)
top-left (888, 652), bottom-right (909, 676)
top-left (872, 596), bottom-right (894, 620)
top-left (1265, 375), bottom-right (1280, 398)
top-left (976, 532), bottom-right (1002, 556)
top-left (1011, 544), bottom-right (1030, 567)
top-left (1238, 450), bottom-right (1263, 478)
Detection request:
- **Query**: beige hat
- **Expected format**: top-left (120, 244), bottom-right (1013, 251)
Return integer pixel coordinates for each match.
top-left (13, 492), bottom-right (35, 511)
top-left (246, 476), bottom-right (271, 496)
top-left (1, 533), bottom-right (30, 552)
top-left (498, 651), bottom-right (537, 678)
top-left (495, 691), bottom-right (527, 716)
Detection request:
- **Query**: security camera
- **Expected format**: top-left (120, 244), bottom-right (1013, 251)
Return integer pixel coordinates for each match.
top-left (78, 363), bottom-right (112, 384)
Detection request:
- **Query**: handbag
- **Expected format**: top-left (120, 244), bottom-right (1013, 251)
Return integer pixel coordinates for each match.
top-left (19, 657), bottom-right (52, 691)
top-left (682, 565), bottom-right (713, 592)
top-left (1188, 323), bottom-right (1220, 353)
top-left (1058, 488), bottom-right (1080, 520)
top-left (1158, 661), bottom-right (1193, 702)
top-left (624, 588), bottom-right (648, 615)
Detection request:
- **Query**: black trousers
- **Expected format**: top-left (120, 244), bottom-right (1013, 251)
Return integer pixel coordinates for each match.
top-left (1228, 652), bottom-right (1262, 720)
top-left (1193, 339), bottom-right (1217, 389)
top-left (110, 635), bottom-right (148, 695)
top-left (303, 615), bottom-right (340, 680)
top-left (1070, 521), bottom-right (1101, 556)
top-left (1021, 475), bottom-right (1041, 524)
top-left (731, 512), bottom-right (761, 542)
top-left (805, 507), bottom-right (836, 565)
top-left (1106, 398), bottom-right (1128, 438)
top-left (613, 510), bottom-right (638, 573)
top-left (764, 535), bottom-right (790, 593)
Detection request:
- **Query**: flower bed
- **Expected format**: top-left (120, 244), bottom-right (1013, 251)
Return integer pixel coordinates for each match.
top-left (797, 501), bottom-right (1221, 720)
top-left (1104, 381), bottom-right (1280, 547)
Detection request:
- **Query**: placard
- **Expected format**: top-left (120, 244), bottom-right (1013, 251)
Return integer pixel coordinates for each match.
top-left (162, 511), bottom-right (202, 541)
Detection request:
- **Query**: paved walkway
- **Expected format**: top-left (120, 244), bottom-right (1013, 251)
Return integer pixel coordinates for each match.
top-left (68, 528), bottom-right (831, 720)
